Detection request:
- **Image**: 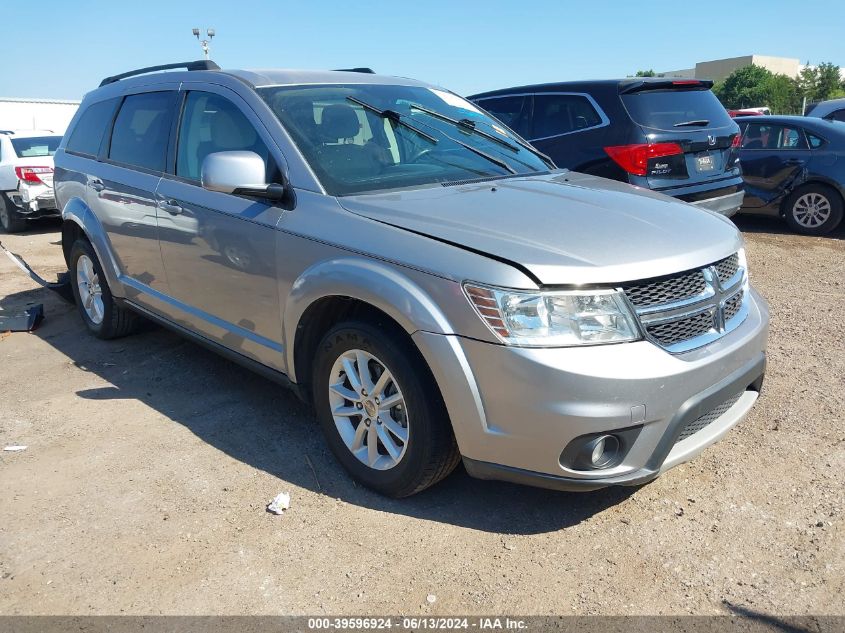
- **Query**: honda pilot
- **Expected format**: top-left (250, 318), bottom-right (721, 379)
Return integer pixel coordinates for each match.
top-left (53, 62), bottom-right (768, 497)
top-left (470, 79), bottom-right (745, 217)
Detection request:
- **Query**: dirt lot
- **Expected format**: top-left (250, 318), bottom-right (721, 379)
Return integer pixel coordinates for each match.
top-left (0, 216), bottom-right (843, 616)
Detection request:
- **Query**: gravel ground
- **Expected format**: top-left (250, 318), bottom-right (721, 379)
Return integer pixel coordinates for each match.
top-left (0, 215), bottom-right (843, 616)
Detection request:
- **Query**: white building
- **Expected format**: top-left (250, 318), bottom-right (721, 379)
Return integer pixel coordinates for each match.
top-left (0, 97), bottom-right (80, 134)
top-left (660, 55), bottom-right (803, 83)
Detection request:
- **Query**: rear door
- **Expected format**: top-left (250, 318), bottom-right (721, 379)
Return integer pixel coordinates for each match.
top-left (154, 86), bottom-right (286, 369)
top-left (618, 82), bottom-right (740, 191)
top-left (738, 121), bottom-right (813, 209)
top-left (92, 89), bottom-right (178, 302)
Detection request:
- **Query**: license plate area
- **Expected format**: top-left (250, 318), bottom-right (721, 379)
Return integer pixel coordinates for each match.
top-left (696, 153), bottom-right (715, 172)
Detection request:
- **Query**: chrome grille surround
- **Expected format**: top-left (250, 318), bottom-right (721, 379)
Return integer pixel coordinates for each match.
top-left (622, 254), bottom-right (749, 353)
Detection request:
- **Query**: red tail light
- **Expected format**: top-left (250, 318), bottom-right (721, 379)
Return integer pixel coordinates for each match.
top-left (604, 143), bottom-right (684, 176)
top-left (731, 133), bottom-right (742, 148)
top-left (15, 166), bottom-right (53, 184)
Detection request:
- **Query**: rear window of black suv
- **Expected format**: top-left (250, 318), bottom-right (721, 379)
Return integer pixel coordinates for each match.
top-left (621, 88), bottom-right (733, 131)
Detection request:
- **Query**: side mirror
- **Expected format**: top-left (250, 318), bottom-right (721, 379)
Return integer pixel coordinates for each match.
top-left (201, 151), bottom-right (286, 201)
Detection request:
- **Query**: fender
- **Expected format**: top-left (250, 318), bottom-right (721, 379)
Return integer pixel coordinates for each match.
top-left (282, 256), bottom-right (455, 383)
top-left (61, 196), bottom-right (126, 297)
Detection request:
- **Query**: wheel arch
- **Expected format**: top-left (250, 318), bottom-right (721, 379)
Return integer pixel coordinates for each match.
top-left (61, 196), bottom-right (126, 297)
top-left (780, 177), bottom-right (845, 214)
top-left (283, 257), bottom-right (455, 385)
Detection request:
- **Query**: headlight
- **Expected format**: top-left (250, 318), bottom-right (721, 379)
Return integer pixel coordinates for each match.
top-left (464, 283), bottom-right (641, 347)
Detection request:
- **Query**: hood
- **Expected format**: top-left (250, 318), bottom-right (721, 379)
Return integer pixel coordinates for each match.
top-left (337, 171), bottom-right (742, 285)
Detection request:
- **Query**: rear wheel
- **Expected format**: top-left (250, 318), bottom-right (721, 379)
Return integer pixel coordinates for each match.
top-left (312, 320), bottom-right (460, 497)
top-left (0, 193), bottom-right (26, 233)
top-left (783, 184), bottom-right (843, 235)
top-left (69, 238), bottom-right (140, 339)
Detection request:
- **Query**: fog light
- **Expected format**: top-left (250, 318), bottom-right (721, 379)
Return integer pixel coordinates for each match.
top-left (587, 434), bottom-right (619, 469)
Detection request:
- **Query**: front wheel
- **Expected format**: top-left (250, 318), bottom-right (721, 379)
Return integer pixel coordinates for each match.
top-left (312, 320), bottom-right (460, 497)
top-left (783, 185), bottom-right (843, 235)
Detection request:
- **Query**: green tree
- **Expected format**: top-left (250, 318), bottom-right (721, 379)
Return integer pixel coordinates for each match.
top-left (797, 63), bottom-right (818, 101)
top-left (760, 74), bottom-right (802, 114)
top-left (635, 69), bottom-right (656, 77)
top-left (714, 64), bottom-right (772, 109)
top-left (815, 62), bottom-right (842, 101)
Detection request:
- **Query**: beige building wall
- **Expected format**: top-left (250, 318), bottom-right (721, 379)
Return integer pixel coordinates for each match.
top-left (659, 55), bottom-right (803, 83)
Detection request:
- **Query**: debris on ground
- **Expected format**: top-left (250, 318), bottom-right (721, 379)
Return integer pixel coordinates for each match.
top-left (267, 492), bottom-right (291, 515)
top-left (0, 305), bottom-right (44, 332)
top-left (3, 445), bottom-right (28, 452)
top-left (426, 594), bottom-right (437, 605)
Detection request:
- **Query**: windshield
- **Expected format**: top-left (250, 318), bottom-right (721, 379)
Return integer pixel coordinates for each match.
top-left (10, 136), bottom-right (62, 158)
top-left (258, 84), bottom-right (549, 195)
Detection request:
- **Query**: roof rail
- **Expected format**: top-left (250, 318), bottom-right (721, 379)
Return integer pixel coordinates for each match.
top-left (333, 67), bottom-right (375, 74)
top-left (99, 60), bottom-right (220, 87)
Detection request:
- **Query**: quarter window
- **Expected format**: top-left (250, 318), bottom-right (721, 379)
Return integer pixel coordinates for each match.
top-left (176, 92), bottom-right (273, 182)
top-left (108, 92), bottom-right (175, 172)
top-left (476, 96), bottom-right (531, 137)
top-left (531, 94), bottom-right (602, 139)
top-left (807, 132), bottom-right (826, 149)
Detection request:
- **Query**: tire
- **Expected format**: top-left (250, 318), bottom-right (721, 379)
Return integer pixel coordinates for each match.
top-left (783, 184), bottom-right (844, 236)
top-left (68, 238), bottom-right (140, 339)
top-left (312, 320), bottom-right (460, 497)
top-left (0, 193), bottom-right (27, 233)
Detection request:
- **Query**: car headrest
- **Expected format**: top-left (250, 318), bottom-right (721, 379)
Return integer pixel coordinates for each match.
top-left (320, 104), bottom-right (360, 140)
top-left (211, 109), bottom-right (258, 150)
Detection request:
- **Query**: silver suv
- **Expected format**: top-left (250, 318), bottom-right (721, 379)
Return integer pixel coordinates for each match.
top-left (54, 61), bottom-right (769, 497)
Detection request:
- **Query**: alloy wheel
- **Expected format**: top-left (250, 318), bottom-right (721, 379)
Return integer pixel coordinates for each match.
top-left (327, 349), bottom-right (409, 470)
top-left (76, 254), bottom-right (105, 325)
top-left (793, 193), bottom-right (832, 228)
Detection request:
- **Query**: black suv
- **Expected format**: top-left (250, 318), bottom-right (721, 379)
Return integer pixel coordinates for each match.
top-left (469, 79), bottom-right (744, 216)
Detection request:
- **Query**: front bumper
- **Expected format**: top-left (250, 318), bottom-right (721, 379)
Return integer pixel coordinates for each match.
top-left (413, 287), bottom-right (769, 491)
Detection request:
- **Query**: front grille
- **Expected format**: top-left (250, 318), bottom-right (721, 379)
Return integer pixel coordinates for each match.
top-left (623, 269), bottom-right (707, 309)
top-left (724, 290), bottom-right (743, 321)
top-left (622, 252), bottom-right (747, 352)
top-left (675, 391), bottom-right (744, 443)
top-left (714, 254), bottom-right (739, 284)
top-left (647, 310), bottom-right (714, 346)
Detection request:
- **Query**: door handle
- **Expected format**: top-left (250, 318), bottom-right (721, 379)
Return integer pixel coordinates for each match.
top-left (157, 199), bottom-right (183, 215)
top-left (785, 159), bottom-right (803, 165)
top-left (88, 180), bottom-right (105, 192)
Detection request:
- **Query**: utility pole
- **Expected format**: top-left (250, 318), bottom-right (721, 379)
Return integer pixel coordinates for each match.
top-left (192, 28), bottom-right (215, 59)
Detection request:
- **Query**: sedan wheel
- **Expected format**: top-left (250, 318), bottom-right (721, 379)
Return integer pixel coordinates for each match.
top-left (792, 192), bottom-right (831, 229)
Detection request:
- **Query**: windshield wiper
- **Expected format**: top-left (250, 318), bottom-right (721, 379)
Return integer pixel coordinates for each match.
top-left (673, 119), bottom-right (710, 127)
top-left (409, 103), bottom-right (519, 150)
top-left (410, 103), bottom-right (556, 168)
top-left (450, 137), bottom-right (516, 174)
top-left (346, 96), bottom-right (438, 144)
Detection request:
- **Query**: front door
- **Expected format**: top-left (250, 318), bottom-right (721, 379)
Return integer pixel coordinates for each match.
top-left (155, 88), bottom-right (286, 370)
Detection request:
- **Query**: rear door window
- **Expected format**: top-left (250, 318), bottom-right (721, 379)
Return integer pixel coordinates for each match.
top-left (475, 95), bottom-right (531, 137)
top-left (108, 92), bottom-right (175, 172)
top-left (66, 98), bottom-right (119, 157)
top-left (741, 124), bottom-right (808, 150)
top-left (531, 94), bottom-right (603, 139)
top-left (621, 88), bottom-right (732, 130)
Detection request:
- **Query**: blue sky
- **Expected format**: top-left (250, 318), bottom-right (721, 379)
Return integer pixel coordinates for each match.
top-left (2, 0), bottom-right (843, 100)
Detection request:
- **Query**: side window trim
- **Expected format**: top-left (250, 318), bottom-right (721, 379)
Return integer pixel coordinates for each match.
top-left (101, 89), bottom-right (179, 175)
top-left (478, 92), bottom-right (610, 142)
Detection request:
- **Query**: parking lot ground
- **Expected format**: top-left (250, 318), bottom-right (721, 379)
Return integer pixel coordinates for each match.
top-left (0, 216), bottom-right (843, 615)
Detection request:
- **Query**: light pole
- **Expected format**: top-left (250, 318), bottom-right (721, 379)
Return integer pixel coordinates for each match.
top-left (192, 28), bottom-right (215, 60)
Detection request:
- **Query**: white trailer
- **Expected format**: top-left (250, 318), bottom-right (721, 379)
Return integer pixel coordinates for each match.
top-left (0, 97), bottom-right (80, 134)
